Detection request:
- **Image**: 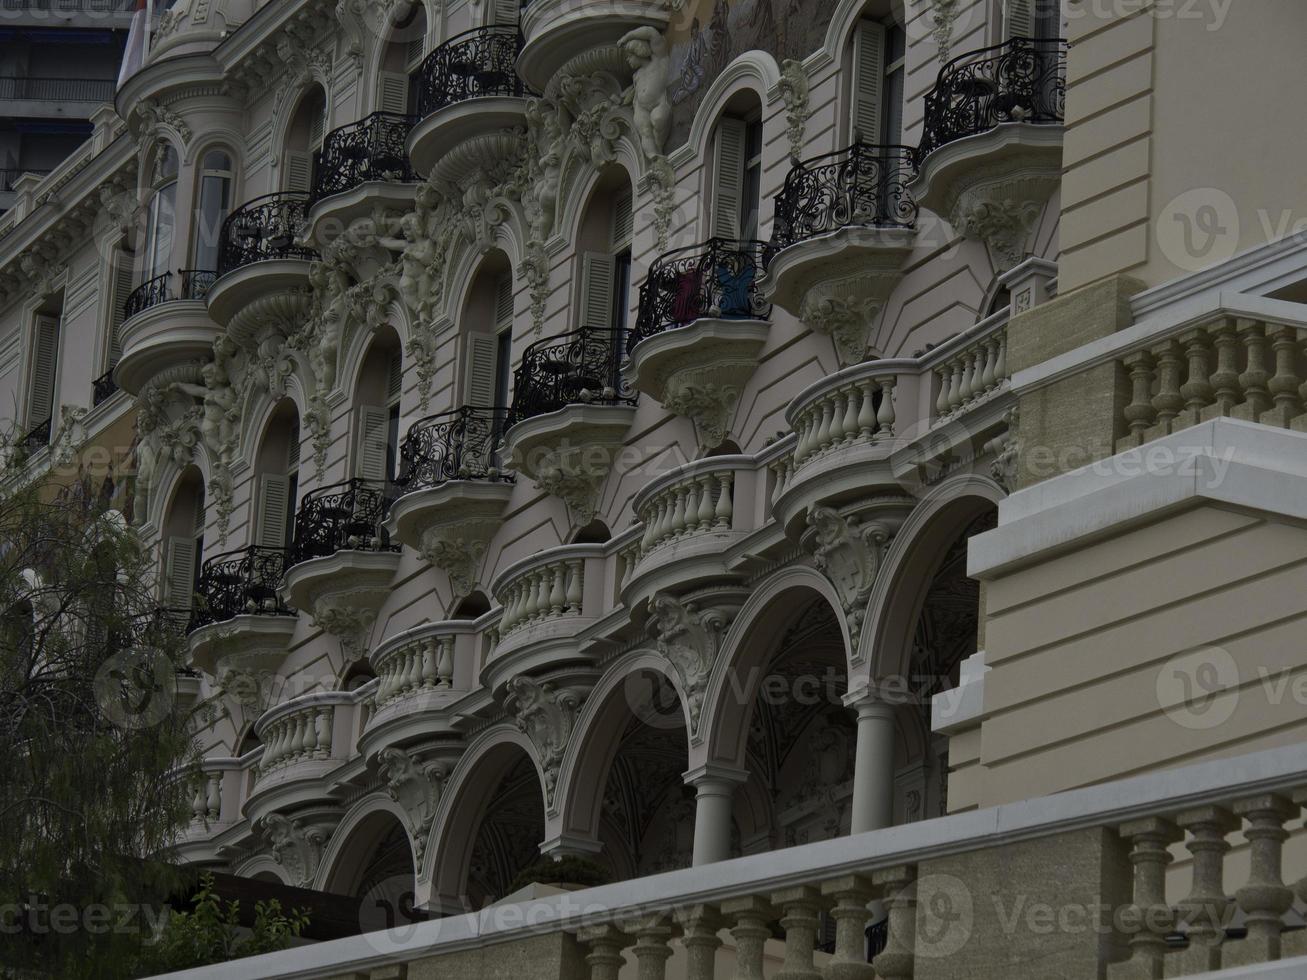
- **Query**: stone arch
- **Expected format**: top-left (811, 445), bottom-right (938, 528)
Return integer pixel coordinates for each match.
top-left (550, 652), bottom-right (691, 870)
top-left (697, 565), bottom-right (850, 770)
top-left (315, 793), bottom-right (416, 902)
top-left (233, 371), bottom-right (311, 471)
top-left (362, 0), bottom-right (431, 114)
top-left (420, 725), bottom-right (547, 908)
top-left (232, 853), bottom-right (291, 884)
top-left (821, 0), bottom-right (910, 68)
top-left (675, 50), bottom-right (780, 165)
top-left (271, 79), bottom-right (330, 185)
top-left (336, 292), bottom-right (414, 405)
top-left (554, 151), bottom-right (641, 255)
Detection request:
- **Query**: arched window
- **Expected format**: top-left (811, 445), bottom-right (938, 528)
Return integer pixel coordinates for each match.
top-left (847, 5), bottom-right (906, 147)
top-left (378, 1), bottom-right (428, 113)
top-left (460, 253), bottom-right (515, 420)
top-left (575, 166), bottom-right (634, 350)
top-left (193, 149), bottom-right (234, 274)
top-left (253, 401), bottom-right (301, 551)
top-left (354, 328), bottom-right (404, 486)
top-left (284, 87), bottom-right (327, 193)
top-left (145, 144), bottom-right (179, 280)
top-left (709, 94), bottom-right (763, 241)
top-left (161, 467), bottom-right (205, 612)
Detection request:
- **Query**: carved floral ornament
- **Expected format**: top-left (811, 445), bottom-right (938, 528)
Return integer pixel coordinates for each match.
top-left (376, 746), bottom-right (449, 859)
top-left (256, 812), bottom-right (329, 888)
top-left (804, 505), bottom-right (898, 644)
top-left (505, 675), bottom-right (585, 806)
top-left (644, 592), bottom-right (734, 735)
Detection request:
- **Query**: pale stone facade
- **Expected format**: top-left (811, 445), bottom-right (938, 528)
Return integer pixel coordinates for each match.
top-left (4, 0), bottom-right (1307, 977)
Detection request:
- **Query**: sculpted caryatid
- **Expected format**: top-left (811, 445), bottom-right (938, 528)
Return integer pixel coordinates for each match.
top-left (620, 25), bottom-right (673, 159)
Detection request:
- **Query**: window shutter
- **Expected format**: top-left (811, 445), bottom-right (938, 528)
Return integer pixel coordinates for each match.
top-left (851, 20), bottom-right (886, 144)
top-left (285, 151), bottom-right (313, 193)
top-left (355, 406), bottom-right (390, 481)
top-left (378, 71), bottom-right (409, 114)
top-left (406, 34), bottom-right (426, 71)
top-left (309, 108), bottom-right (326, 149)
top-left (579, 253), bottom-right (615, 330)
top-left (287, 423), bottom-right (301, 471)
top-left (28, 315), bottom-right (59, 428)
top-left (255, 475), bottom-right (291, 550)
top-left (611, 189), bottom-right (634, 249)
top-left (387, 350), bottom-right (403, 403)
top-left (164, 537), bottom-right (197, 610)
top-left (492, 0), bottom-right (518, 26)
top-left (494, 275), bottom-right (514, 330)
top-left (1006, 0), bottom-right (1035, 38)
top-left (109, 259), bottom-right (134, 366)
top-left (711, 118), bottom-right (747, 240)
top-left (463, 333), bottom-right (499, 408)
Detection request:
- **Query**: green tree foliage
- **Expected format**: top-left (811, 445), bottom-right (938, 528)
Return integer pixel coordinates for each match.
top-left (0, 473), bottom-right (198, 977)
top-left (131, 873), bottom-right (309, 975)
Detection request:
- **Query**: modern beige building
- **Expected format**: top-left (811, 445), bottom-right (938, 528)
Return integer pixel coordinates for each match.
top-left (5, 0), bottom-right (1307, 977)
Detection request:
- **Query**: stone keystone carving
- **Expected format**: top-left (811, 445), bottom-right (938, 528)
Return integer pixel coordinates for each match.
top-left (377, 746), bottom-right (449, 859)
top-left (806, 506), bottom-right (894, 643)
top-left (646, 593), bottom-right (733, 733)
top-left (310, 601), bottom-right (378, 663)
top-left (506, 675), bottom-right (585, 803)
top-left (256, 813), bottom-right (327, 888)
top-left (800, 294), bottom-right (883, 367)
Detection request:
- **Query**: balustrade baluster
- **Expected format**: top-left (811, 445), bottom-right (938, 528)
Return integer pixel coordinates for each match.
top-left (683, 480), bottom-right (702, 532)
top-left (566, 560), bottom-right (583, 611)
top-left (1149, 340), bottom-right (1185, 438)
top-left (1120, 351), bottom-right (1158, 450)
top-left (421, 638), bottom-right (438, 688)
top-left (549, 564), bottom-right (566, 615)
top-left (620, 915), bottom-right (675, 980)
top-left (980, 336), bottom-right (998, 391)
top-left (1169, 806), bottom-right (1236, 975)
top-left (1202, 320), bottom-right (1242, 421)
top-left (1261, 326), bottom-right (1303, 427)
top-left (994, 331), bottom-right (1008, 383)
top-left (947, 358), bottom-right (965, 413)
top-left (1176, 328), bottom-right (1214, 430)
top-left (935, 367), bottom-right (951, 417)
top-left (190, 779), bottom-right (206, 821)
top-left (436, 637), bottom-right (454, 688)
top-left (857, 380), bottom-right (876, 438)
top-left (816, 398), bottom-right (834, 453)
top-left (1225, 795), bottom-right (1296, 966)
top-left (301, 709), bottom-right (319, 757)
top-left (1108, 817), bottom-right (1180, 980)
top-left (770, 885), bottom-right (822, 980)
top-left (579, 925), bottom-right (627, 980)
top-left (206, 774), bottom-right (221, 820)
top-left (841, 386), bottom-right (860, 444)
top-left (674, 905), bottom-right (723, 980)
top-left (876, 378), bottom-right (897, 438)
top-left (717, 473), bottom-right (734, 528)
top-left (316, 707), bottom-right (333, 757)
top-left (870, 865), bottom-right (916, 980)
top-left (697, 476), bottom-right (715, 528)
top-left (1232, 320), bottom-right (1272, 423)
top-left (640, 507), bottom-right (657, 553)
top-left (721, 896), bottom-right (772, 980)
top-left (822, 875), bottom-right (876, 980)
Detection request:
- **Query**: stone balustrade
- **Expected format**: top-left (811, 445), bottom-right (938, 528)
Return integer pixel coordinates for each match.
top-left (188, 769), bottom-right (223, 824)
top-left (1116, 314), bottom-right (1307, 452)
top-left (373, 633), bottom-right (456, 706)
top-left (253, 693), bottom-right (357, 777)
top-left (495, 553), bottom-right (588, 639)
top-left (928, 314), bottom-right (1010, 423)
top-left (635, 468), bottom-right (737, 558)
top-left (165, 742), bottom-right (1307, 980)
top-left (793, 373), bottom-right (897, 467)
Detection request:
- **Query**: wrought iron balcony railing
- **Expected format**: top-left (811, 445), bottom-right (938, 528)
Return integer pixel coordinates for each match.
top-left (395, 406), bottom-right (514, 493)
top-left (769, 143), bottom-right (918, 257)
top-left (91, 368), bottom-right (118, 406)
top-left (311, 111), bottom-right (419, 202)
top-left (631, 238), bottom-right (772, 353)
top-left (18, 416), bottom-right (50, 454)
top-left (189, 546), bottom-right (294, 632)
top-left (918, 36), bottom-right (1067, 159)
top-left (217, 192), bottom-right (318, 277)
top-left (0, 76), bottom-right (116, 102)
top-left (509, 326), bottom-right (635, 426)
top-left (413, 25), bottom-right (528, 120)
top-left (122, 268), bottom-right (218, 320)
top-left (288, 478), bottom-right (399, 568)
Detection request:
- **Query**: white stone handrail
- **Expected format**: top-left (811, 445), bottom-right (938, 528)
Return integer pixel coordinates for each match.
top-left (491, 544), bottom-right (605, 641)
top-left (143, 741), bottom-right (1307, 979)
top-left (927, 314), bottom-right (1009, 423)
top-left (373, 633), bottom-right (456, 705)
top-left (253, 690), bottom-right (357, 775)
top-left (631, 456), bottom-right (750, 559)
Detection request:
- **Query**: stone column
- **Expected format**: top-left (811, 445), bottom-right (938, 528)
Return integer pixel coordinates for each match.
top-left (674, 904), bottom-right (723, 980)
top-left (720, 895), bottom-right (773, 980)
top-left (684, 764), bottom-right (748, 866)
top-left (846, 687), bottom-right (897, 834)
top-left (577, 924), bottom-right (627, 980)
top-left (822, 874), bottom-right (876, 980)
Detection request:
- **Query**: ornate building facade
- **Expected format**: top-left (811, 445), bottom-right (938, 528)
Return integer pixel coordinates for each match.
top-left (6, 0), bottom-right (1307, 977)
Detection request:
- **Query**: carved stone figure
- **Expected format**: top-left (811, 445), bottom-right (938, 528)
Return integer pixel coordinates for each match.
top-left (620, 26), bottom-right (673, 159)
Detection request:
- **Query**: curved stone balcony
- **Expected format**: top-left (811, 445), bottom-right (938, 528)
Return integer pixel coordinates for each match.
top-left (517, 0), bottom-right (671, 91)
top-left (487, 544), bottom-right (607, 680)
top-left (618, 456), bottom-right (757, 608)
top-left (628, 238), bottom-right (771, 450)
top-left (407, 26), bottom-right (531, 178)
top-left (114, 269), bottom-right (219, 395)
top-left (304, 111), bottom-right (420, 250)
top-left (385, 406), bottom-right (515, 598)
top-left (503, 326), bottom-right (637, 524)
top-left (765, 142), bottom-right (918, 366)
top-left (187, 545), bottom-right (297, 698)
top-left (173, 760), bottom-right (239, 860)
top-left (912, 37), bottom-right (1067, 270)
top-left (207, 192), bottom-right (319, 329)
top-left (246, 690), bottom-right (362, 816)
top-left (359, 625), bottom-right (475, 758)
top-left (282, 479), bottom-right (400, 663)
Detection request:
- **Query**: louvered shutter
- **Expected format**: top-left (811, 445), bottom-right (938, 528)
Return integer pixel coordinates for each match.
top-left (611, 189), bottom-right (634, 248)
top-left (494, 275), bottom-right (514, 330)
top-left (285, 151), bottom-right (313, 193)
top-left (164, 537), bottom-right (197, 610)
top-left (492, 0), bottom-right (517, 26)
top-left (28, 315), bottom-right (59, 428)
top-left (851, 20), bottom-right (886, 144)
top-left (309, 108), bottom-right (326, 149)
top-left (406, 34), bottom-right (426, 72)
top-left (387, 350), bottom-right (403, 403)
top-left (109, 258), bottom-right (134, 366)
top-left (579, 254), bottom-right (615, 329)
top-left (256, 475), bottom-right (291, 549)
top-left (356, 406), bottom-right (390, 480)
top-left (378, 72), bottom-right (409, 114)
top-left (711, 118), bottom-right (747, 240)
top-left (1006, 0), bottom-right (1035, 38)
top-left (463, 333), bottom-right (499, 408)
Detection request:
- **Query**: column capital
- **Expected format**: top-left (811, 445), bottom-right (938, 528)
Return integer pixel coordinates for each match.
top-left (842, 683), bottom-right (900, 718)
top-left (539, 832), bottom-right (605, 859)
top-left (682, 762), bottom-right (750, 789)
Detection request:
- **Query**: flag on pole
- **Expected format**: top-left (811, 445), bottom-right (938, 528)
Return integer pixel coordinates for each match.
top-left (117, 0), bottom-right (152, 88)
